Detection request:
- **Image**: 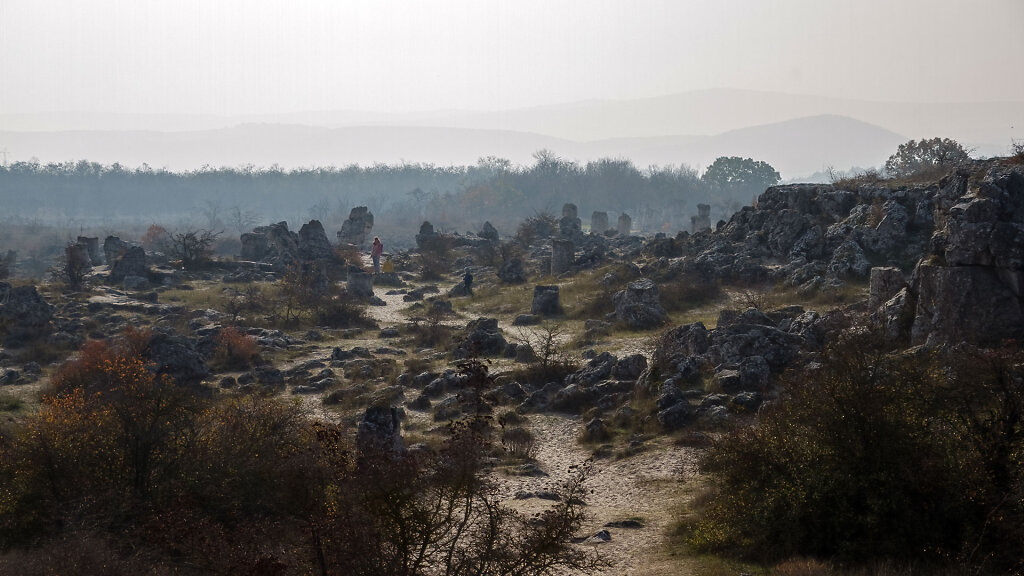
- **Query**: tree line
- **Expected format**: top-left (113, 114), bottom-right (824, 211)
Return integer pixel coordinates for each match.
top-left (0, 153), bottom-right (780, 243)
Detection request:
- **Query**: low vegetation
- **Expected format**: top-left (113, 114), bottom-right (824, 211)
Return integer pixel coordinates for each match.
top-left (684, 332), bottom-right (1024, 573)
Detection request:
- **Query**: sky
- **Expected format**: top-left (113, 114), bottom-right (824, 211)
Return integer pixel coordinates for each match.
top-left (2, 0), bottom-right (1024, 118)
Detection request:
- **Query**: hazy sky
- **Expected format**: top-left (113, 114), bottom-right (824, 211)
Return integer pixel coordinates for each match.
top-left (2, 0), bottom-right (1023, 116)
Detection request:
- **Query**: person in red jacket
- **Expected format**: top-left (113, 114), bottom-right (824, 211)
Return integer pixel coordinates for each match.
top-left (370, 237), bottom-right (383, 274)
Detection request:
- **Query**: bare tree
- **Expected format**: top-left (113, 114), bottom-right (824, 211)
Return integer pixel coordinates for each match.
top-left (168, 229), bottom-right (220, 270)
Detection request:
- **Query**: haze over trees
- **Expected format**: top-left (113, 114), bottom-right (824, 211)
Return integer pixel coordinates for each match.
top-left (0, 153), bottom-right (776, 246)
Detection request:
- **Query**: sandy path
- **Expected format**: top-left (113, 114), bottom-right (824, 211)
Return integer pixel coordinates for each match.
top-left (496, 414), bottom-right (701, 575)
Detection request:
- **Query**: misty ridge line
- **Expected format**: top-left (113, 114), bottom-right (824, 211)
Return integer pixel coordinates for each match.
top-left (0, 114), bottom-right (910, 180)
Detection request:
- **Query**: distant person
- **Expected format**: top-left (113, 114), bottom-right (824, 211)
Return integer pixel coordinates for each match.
top-left (371, 237), bottom-right (383, 274)
top-left (463, 267), bottom-right (473, 295)
top-left (382, 256), bottom-right (395, 274)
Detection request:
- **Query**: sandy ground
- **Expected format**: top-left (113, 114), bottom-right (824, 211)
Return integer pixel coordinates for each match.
top-left (495, 414), bottom-right (700, 575)
top-left (358, 283), bottom-right (702, 574)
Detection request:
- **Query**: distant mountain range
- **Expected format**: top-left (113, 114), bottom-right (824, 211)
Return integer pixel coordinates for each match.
top-left (1, 88), bottom-right (1020, 179)
top-left (0, 114), bottom-right (904, 179)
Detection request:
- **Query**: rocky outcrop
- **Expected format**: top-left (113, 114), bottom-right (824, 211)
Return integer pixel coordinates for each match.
top-left (241, 220), bottom-right (339, 272)
top-left (338, 207), bottom-right (374, 247)
top-left (640, 305), bottom-right (825, 429)
top-left (858, 164), bottom-right (1024, 346)
top-left (241, 221), bottom-right (300, 268)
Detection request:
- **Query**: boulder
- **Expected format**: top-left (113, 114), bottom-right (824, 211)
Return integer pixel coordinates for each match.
top-left (103, 236), bottom-right (129, 267)
top-left (298, 219), bottom-right (334, 261)
top-left (479, 221), bottom-right (499, 242)
top-left (612, 278), bottom-right (667, 329)
top-left (415, 221), bottom-right (437, 250)
top-left (146, 332), bottom-right (209, 386)
top-left (347, 269), bottom-right (375, 300)
top-left (356, 405), bottom-right (404, 455)
top-left (453, 317), bottom-right (507, 359)
top-left (827, 239), bottom-right (871, 279)
top-left (497, 258), bottom-right (527, 284)
top-left (109, 246), bottom-right (147, 284)
top-left (0, 284), bottom-right (54, 345)
top-left (531, 285), bottom-right (561, 316)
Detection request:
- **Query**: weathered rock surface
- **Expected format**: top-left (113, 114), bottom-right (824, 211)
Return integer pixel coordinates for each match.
top-left (338, 207), bottom-right (374, 248)
top-left (0, 283), bottom-right (54, 345)
top-left (531, 285), bottom-right (560, 316)
top-left (612, 278), bottom-right (667, 329)
top-left (453, 317), bottom-right (507, 359)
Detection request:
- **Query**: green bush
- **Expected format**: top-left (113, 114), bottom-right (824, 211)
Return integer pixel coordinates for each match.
top-left (688, 333), bottom-right (1024, 572)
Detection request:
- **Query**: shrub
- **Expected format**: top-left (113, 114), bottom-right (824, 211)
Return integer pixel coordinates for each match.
top-left (688, 333), bottom-right (1024, 572)
top-left (209, 326), bottom-right (260, 370)
top-left (501, 426), bottom-right (537, 458)
top-left (884, 137), bottom-right (970, 178)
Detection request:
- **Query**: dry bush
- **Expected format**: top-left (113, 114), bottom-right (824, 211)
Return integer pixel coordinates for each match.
top-left (688, 334), bottom-right (1024, 572)
top-left (209, 326), bottom-right (260, 370)
top-left (500, 425), bottom-right (537, 458)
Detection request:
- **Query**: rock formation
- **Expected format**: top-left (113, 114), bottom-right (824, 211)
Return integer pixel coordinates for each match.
top-left (337, 206), bottom-right (374, 247)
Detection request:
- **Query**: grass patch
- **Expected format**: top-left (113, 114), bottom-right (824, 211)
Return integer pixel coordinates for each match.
top-left (0, 390), bottom-right (25, 413)
top-left (456, 281), bottom-right (535, 317)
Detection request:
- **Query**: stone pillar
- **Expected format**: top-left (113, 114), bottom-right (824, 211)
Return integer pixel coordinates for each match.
top-left (531, 285), bottom-right (560, 316)
top-left (77, 236), bottom-right (103, 265)
top-left (869, 267), bottom-right (905, 309)
top-left (551, 239), bottom-right (574, 275)
top-left (617, 213), bottom-right (632, 236)
top-left (591, 211), bottom-right (609, 234)
top-left (103, 236), bottom-right (128, 267)
top-left (357, 405), bottom-right (404, 455)
top-left (562, 203), bottom-right (578, 220)
top-left (337, 207), bottom-right (374, 248)
top-left (67, 243), bottom-right (92, 273)
top-left (347, 268), bottom-right (374, 300)
top-left (691, 204), bottom-right (712, 233)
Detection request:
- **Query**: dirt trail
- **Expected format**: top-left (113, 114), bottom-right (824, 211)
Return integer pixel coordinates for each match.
top-left (499, 414), bottom-right (701, 575)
